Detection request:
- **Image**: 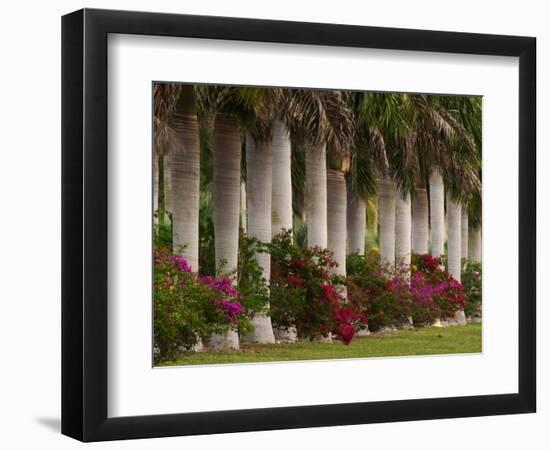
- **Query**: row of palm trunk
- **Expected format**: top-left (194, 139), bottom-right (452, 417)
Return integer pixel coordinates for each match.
top-left (163, 94), bottom-right (481, 349)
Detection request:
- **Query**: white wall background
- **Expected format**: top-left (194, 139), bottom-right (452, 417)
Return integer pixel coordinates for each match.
top-left (0, 0), bottom-right (546, 448)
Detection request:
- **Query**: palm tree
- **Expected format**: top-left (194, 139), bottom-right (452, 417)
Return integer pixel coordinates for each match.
top-left (412, 187), bottom-right (429, 254)
top-left (351, 92), bottom-right (411, 267)
top-left (446, 193), bottom-right (462, 282)
top-left (469, 226), bottom-right (482, 262)
top-left (326, 136), bottom-right (353, 276)
top-left (395, 189), bottom-right (411, 266)
top-left (271, 119), bottom-right (293, 237)
top-left (346, 178), bottom-right (366, 255)
top-left (153, 148), bottom-right (159, 212)
top-left (305, 142), bottom-right (328, 248)
top-left (285, 89), bottom-right (354, 251)
top-left (170, 85), bottom-right (201, 272)
top-left (378, 179), bottom-right (396, 265)
top-left (406, 94), bottom-right (479, 266)
top-left (245, 131), bottom-right (276, 343)
top-left (196, 86), bottom-right (253, 348)
top-left (461, 212), bottom-right (469, 260)
top-left (209, 112), bottom-right (242, 349)
top-left (327, 169), bottom-right (347, 275)
top-left (153, 83), bottom-right (179, 226)
top-left (438, 95), bottom-right (482, 325)
top-left (446, 193), bottom-right (467, 326)
top-left (429, 169), bottom-right (445, 257)
top-left (345, 93), bottom-right (385, 256)
top-left (468, 188), bottom-right (482, 263)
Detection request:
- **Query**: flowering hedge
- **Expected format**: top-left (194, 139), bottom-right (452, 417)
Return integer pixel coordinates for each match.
top-left (153, 248), bottom-right (250, 362)
top-left (154, 235), bottom-right (477, 356)
top-left (267, 231), bottom-right (368, 344)
top-left (346, 252), bottom-right (465, 331)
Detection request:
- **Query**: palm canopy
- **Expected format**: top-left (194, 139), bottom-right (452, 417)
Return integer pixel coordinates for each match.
top-left (409, 94), bottom-right (480, 201)
top-left (152, 82), bottom-right (182, 152)
top-left (348, 91), bottom-right (413, 198)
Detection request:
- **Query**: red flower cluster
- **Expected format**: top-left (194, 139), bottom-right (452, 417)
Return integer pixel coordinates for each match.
top-left (322, 283), bottom-right (368, 345)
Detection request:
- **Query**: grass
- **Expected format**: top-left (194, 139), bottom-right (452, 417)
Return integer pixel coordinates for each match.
top-left (159, 323), bottom-right (482, 367)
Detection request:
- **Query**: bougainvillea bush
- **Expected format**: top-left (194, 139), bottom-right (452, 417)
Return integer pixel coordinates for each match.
top-left (347, 251), bottom-right (410, 332)
top-left (267, 231), bottom-right (368, 344)
top-left (409, 253), bottom-right (465, 324)
top-left (461, 259), bottom-right (482, 318)
top-left (346, 252), bottom-right (466, 330)
top-left (153, 248), bottom-right (250, 363)
top-left (154, 237), bottom-right (478, 358)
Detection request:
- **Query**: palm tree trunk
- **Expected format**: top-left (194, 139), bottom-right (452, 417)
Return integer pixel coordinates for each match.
top-left (378, 179), bottom-right (396, 266)
top-left (164, 152), bottom-right (172, 216)
top-left (447, 194), bottom-right (467, 326)
top-left (305, 143), bottom-right (327, 248)
top-left (327, 169), bottom-right (347, 275)
top-left (211, 113), bottom-right (242, 349)
top-left (395, 189), bottom-right (411, 267)
top-left (157, 150), bottom-right (165, 225)
top-left (271, 120), bottom-right (293, 237)
top-left (461, 211), bottom-right (469, 260)
top-left (346, 181), bottom-right (366, 255)
top-left (429, 170), bottom-right (445, 257)
top-left (469, 226), bottom-right (482, 262)
top-left (240, 181), bottom-right (247, 233)
top-left (245, 133), bottom-right (276, 343)
top-left (395, 188), bottom-right (413, 327)
top-left (412, 187), bottom-right (429, 254)
top-left (446, 195), bottom-right (462, 281)
top-left (153, 148), bottom-right (159, 212)
top-left (171, 113), bottom-right (200, 272)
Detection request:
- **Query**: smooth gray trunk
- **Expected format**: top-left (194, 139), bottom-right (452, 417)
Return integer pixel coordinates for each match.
top-left (240, 182), bottom-right (247, 233)
top-left (395, 189), bottom-right (411, 267)
top-left (305, 143), bottom-right (328, 248)
top-left (412, 188), bottom-right (429, 254)
top-left (271, 120), bottom-right (293, 237)
top-left (327, 169), bottom-right (347, 276)
top-left (153, 148), bottom-right (159, 212)
top-left (171, 113), bottom-right (200, 272)
top-left (346, 184), bottom-right (366, 255)
top-left (461, 211), bottom-right (469, 260)
top-left (447, 194), bottom-right (467, 326)
top-left (429, 170), bottom-right (445, 257)
top-left (245, 133), bottom-right (276, 343)
top-left (469, 226), bottom-right (482, 262)
top-left (446, 195), bottom-right (462, 281)
top-left (378, 179), bottom-right (396, 266)
top-left (212, 114), bottom-right (242, 349)
top-left (164, 152), bottom-right (172, 215)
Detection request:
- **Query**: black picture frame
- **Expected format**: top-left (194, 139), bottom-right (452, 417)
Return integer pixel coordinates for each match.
top-left (62, 8), bottom-right (536, 442)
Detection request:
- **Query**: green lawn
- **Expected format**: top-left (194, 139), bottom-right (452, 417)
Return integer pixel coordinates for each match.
top-left (159, 323), bottom-right (482, 367)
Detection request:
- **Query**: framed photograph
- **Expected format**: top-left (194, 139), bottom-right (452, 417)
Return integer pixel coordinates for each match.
top-left (62, 8), bottom-right (536, 442)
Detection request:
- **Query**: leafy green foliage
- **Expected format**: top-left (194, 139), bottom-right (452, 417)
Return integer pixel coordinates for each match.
top-left (154, 248), bottom-right (250, 363)
top-left (198, 191), bottom-right (215, 276)
top-left (237, 233), bottom-right (270, 315)
top-left (154, 212), bottom-right (172, 250)
top-left (462, 259), bottom-right (482, 317)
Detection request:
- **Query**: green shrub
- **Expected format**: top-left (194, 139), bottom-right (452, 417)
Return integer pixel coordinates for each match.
top-left (198, 191), bottom-right (216, 276)
top-left (153, 212), bottom-right (172, 250)
top-left (347, 250), bottom-right (409, 331)
top-left (267, 230), bottom-right (367, 343)
top-left (462, 259), bottom-right (482, 317)
top-left (154, 248), bottom-right (250, 363)
top-left (237, 232), bottom-right (270, 315)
